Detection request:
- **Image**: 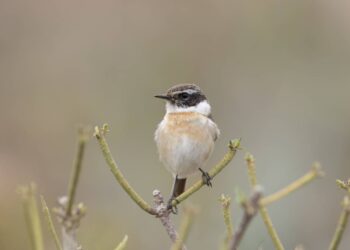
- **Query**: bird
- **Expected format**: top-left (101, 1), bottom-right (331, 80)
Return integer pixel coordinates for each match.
top-left (154, 83), bottom-right (220, 212)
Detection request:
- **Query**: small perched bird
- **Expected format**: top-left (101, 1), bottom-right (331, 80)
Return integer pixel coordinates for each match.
top-left (154, 83), bottom-right (220, 211)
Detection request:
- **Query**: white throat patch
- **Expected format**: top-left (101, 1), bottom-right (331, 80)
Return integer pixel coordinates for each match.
top-left (166, 100), bottom-right (211, 116)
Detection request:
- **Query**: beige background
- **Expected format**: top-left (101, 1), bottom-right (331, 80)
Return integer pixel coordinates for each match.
top-left (1, 0), bottom-right (350, 249)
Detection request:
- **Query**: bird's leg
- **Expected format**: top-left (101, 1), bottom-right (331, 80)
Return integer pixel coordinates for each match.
top-left (167, 176), bottom-right (186, 214)
top-left (199, 168), bottom-right (212, 187)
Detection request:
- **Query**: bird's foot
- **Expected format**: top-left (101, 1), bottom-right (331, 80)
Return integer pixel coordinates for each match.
top-left (199, 168), bottom-right (212, 187)
top-left (166, 197), bottom-right (178, 214)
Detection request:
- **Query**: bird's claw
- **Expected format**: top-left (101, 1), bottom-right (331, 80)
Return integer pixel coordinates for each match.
top-left (199, 168), bottom-right (212, 187)
top-left (167, 198), bottom-right (178, 214)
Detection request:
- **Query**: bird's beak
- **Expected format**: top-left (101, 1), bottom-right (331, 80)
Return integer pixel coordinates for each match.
top-left (154, 94), bottom-right (171, 101)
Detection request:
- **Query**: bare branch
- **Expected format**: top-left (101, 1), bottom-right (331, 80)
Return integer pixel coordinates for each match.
top-left (328, 195), bottom-right (350, 250)
top-left (229, 187), bottom-right (263, 250)
top-left (41, 196), bottom-right (63, 250)
top-left (152, 190), bottom-right (184, 249)
top-left (245, 153), bottom-right (285, 250)
top-left (261, 163), bottom-right (324, 206)
top-left (94, 124), bottom-right (157, 215)
top-left (66, 127), bottom-right (90, 216)
top-left (53, 197), bottom-right (86, 250)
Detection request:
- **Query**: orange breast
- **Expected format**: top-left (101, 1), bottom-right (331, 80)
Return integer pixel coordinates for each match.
top-left (167, 112), bottom-right (207, 137)
top-left (155, 112), bottom-right (215, 178)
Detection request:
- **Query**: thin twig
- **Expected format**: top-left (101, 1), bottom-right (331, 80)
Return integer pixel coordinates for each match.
top-left (261, 163), bottom-right (324, 206)
top-left (53, 127), bottom-right (90, 250)
top-left (258, 205), bottom-right (284, 250)
top-left (245, 153), bottom-right (285, 250)
top-left (41, 196), bottom-right (63, 250)
top-left (171, 206), bottom-right (196, 250)
top-left (328, 196), bottom-right (350, 250)
top-left (219, 194), bottom-right (234, 250)
top-left (18, 183), bottom-right (44, 250)
top-left (172, 139), bottom-right (241, 207)
top-left (94, 124), bottom-right (157, 215)
top-left (336, 179), bottom-right (350, 193)
top-left (66, 127), bottom-right (89, 216)
top-left (229, 187), bottom-right (263, 250)
top-left (115, 235), bottom-right (128, 250)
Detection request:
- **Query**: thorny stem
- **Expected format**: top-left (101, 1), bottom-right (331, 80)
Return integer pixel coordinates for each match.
top-left (245, 153), bottom-right (285, 250)
top-left (66, 127), bottom-right (89, 217)
top-left (18, 183), bottom-right (44, 250)
top-left (261, 163), bottom-right (324, 206)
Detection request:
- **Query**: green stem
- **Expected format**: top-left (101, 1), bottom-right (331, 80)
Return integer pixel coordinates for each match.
top-left (328, 196), bottom-right (350, 250)
top-left (41, 196), bottom-right (63, 250)
top-left (66, 127), bottom-right (89, 216)
top-left (18, 183), bottom-right (44, 250)
top-left (245, 153), bottom-right (285, 250)
top-left (219, 194), bottom-right (233, 250)
top-left (172, 139), bottom-right (241, 207)
top-left (115, 235), bottom-right (128, 250)
top-left (94, 125), bottom-right (157, 215)
top-left (171, 206), bottom-right (196, 250)
top-left (95, 124), bottom-right (240, 216)
top-left (261, 163), bottom-right (324, 206)
top-left (229, 187), bottom-right (262, 250)
top-left (258, 206), bottom-right (284, 250)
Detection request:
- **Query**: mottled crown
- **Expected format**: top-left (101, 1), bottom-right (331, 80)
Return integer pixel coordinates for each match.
top-left (166, 83), bottom-right (202, 95)
top-left (165, 83), bottom-right (207, 107)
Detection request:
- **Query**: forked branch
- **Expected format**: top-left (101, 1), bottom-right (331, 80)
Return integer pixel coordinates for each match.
top-left (229, 187), bottom-right (263, 250)
top-left (94, 124), bottom-right (240, 215)
top-left (245, 153), bottom-right (285, 250)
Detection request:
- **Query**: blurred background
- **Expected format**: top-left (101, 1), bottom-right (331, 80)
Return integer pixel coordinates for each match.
top-left (1, 0), bottom-right (350, 249)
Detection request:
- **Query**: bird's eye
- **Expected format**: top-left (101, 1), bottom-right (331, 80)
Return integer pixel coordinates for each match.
top-left (179, 93), bottom-right (190, 99)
